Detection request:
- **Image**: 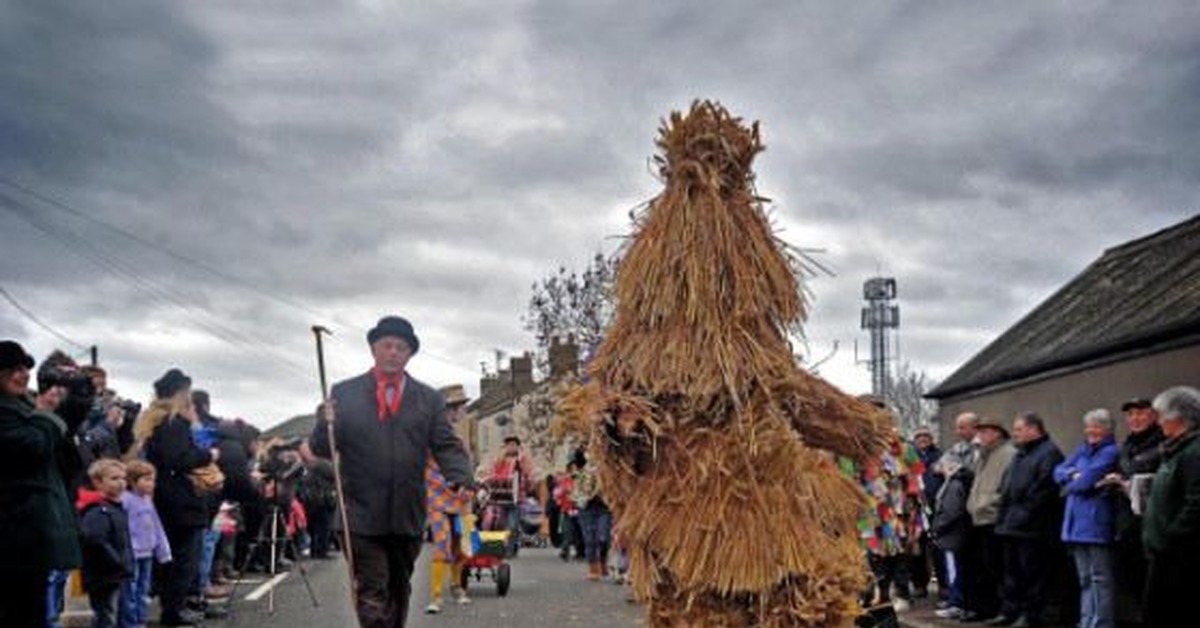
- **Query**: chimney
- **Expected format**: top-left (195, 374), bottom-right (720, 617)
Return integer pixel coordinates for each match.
top-left (511, 353), bottom-right (535, 393)
top-left (479, 373), bottom-right (499, 399)
top-left (549, 334), bottom-right (580, 379)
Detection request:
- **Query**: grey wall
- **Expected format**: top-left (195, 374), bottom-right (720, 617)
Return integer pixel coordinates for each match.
top-left (935, 344), bottom-right (1200, 451)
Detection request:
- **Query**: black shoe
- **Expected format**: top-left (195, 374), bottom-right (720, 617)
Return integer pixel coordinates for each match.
top-left (161, 608), bottom-right (204, 626)
top-left (983, 615), bottom-right (1016, 626)
top-left (959, 611), bottom-right (985, 623)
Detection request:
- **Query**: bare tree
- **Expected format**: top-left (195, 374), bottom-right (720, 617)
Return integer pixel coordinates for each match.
top-left (522, 252), bottom-right (616, 370)
top-left (885, 361), bottom-right (940, 436)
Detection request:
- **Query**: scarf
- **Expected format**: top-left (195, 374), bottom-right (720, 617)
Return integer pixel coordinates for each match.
top-left (372, 368), bottom-right (406, 421)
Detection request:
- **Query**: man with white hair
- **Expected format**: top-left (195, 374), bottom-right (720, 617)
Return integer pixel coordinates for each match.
top-left (1142, 386), bottom-right (1200, 628)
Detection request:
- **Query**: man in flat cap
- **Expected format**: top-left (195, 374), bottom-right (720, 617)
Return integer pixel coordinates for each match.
top-left (310, 316), bottom-right (471, 628)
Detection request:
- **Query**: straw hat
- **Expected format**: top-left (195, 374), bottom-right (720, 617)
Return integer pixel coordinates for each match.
top-left (440, 383), bottom-right (469, 407)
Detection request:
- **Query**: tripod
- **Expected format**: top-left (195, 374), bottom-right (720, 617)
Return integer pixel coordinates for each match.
top-left (226, 500), bottom-right (320, 617)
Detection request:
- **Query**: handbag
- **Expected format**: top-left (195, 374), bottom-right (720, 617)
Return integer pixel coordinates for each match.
top-left (189, 462), bottom-right (226, 496)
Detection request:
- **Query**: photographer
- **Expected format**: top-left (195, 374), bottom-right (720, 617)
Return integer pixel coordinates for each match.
top-left (238, 438), bottom-right (307, 573)
top-left (0, 341), bottom-right (83, 626)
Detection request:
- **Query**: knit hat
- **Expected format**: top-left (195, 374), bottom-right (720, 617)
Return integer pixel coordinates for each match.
top-left (367, 316), bottom-right (420, 353)
top-left (153, 368), bottom-right (192, 400)
top-left (0, 340), bottom-right (35, 371)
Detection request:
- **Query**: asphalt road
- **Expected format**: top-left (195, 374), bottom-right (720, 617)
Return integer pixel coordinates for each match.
top-left (216, 547), bottom-right (644, 628)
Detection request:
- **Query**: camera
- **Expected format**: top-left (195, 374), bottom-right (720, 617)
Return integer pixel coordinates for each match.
top-left (38, 367), bottom-right (95, 398)
top-left (260, 442), bottom-right (306, 507)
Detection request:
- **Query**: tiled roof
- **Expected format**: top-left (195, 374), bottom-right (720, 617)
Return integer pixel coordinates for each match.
top-left (929, 215), bottom-right (1200, 399)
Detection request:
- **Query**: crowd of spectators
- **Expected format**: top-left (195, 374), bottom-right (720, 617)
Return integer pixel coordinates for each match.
top-left (0, 340), bottom-right (341, 627)
top-left (854, 387), bottom-right (1200, 628)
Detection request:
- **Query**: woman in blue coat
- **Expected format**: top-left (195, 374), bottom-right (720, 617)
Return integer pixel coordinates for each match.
top-left (1054, 408), bottom-right (1120, 628)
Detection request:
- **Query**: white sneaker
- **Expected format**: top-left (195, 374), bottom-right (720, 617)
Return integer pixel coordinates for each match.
top-left (935, 606), bottom-right (964, 619)
top-left (891, 598), bottom-right (910, 613)
top-left (425, 602), bottom-right (441, 614)
top-left (453, 588), bottom-right (471, 605)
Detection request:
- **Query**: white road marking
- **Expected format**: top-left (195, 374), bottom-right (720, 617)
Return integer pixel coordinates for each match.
top-left (245, 572), bottom-right (290, 601)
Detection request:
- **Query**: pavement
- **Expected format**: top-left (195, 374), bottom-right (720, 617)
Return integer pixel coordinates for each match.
top-left (63, 546), bottom-right (644, 627)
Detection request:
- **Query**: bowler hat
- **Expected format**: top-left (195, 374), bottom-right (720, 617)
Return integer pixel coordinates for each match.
top-left (0, 340), bottom-right (35, 371)
top-left (440, 383), bottom-right (470, 407)
top-left (367, 316), bottom-right (420, 353)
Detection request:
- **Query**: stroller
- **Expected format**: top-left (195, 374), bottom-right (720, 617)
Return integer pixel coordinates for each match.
top-left (457, 480), bottom-right (514, 597)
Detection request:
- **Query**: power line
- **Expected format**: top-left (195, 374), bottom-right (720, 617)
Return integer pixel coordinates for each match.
top-left (0, 176), bottom-right (476, 375)
top-left (0, 284), bottom-right (89, 350)
top-left (0, 193), bottom-right (313, 379)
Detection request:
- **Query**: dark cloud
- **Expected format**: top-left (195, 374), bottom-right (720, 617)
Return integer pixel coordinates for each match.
top-left (2, 0), bottom-right (1197, 424)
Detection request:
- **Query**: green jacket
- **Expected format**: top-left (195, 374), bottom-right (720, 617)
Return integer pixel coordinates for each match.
top-left (0, 394), bottom-right (82, 574)
top-left (1143, 430), bottom-right (1200, 558)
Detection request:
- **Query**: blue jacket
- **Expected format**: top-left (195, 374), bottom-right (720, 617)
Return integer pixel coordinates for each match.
top-left (1054, 435), bottom-right (1120, 545)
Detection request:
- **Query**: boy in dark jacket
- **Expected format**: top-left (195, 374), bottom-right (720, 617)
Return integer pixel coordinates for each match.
top-left (79, 458), bottom-right (134, 628)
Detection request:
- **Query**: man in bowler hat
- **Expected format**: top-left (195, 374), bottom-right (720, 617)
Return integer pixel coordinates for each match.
top-left (310, 316), bottom-right (472, 628)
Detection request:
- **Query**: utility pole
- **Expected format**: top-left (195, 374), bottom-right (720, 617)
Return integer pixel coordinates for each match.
top-left (90, 345), bottom-right (98, 366)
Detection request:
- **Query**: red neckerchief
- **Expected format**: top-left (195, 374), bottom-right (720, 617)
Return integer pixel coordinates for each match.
top-left (372, 368), bottom-right (406, 421)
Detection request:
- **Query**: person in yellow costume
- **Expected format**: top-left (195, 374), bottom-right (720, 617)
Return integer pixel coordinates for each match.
top-left (424, 384), bottom-right (473, 614)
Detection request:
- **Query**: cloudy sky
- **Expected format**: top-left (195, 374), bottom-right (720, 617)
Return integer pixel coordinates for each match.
top-left (1, 0), bottom-right (1197, 428)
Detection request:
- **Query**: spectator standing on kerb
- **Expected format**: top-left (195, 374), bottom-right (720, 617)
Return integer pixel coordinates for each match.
top-left (78, 458), bottom-right (134, 628)
top-left (1106, 396), bottom-right (1165, 625)
top-left (1141, 386), bottom-right (1200, 628)
top-left (910, 426), bottom-right (945, 601)
top-left (0, 341), bottom-right (82, 626)
top-left (962, 417), bottom-right (1017, 623)
top-left (991, 412), bottom-right (1065, 628)
top-left (1054, 409), bottom-right (1120, 628)
top-left (310, 316), bottom-right (472, 628)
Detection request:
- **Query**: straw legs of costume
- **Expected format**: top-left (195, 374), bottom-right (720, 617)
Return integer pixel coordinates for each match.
top-left (352, 533), bottom-right (423, 628)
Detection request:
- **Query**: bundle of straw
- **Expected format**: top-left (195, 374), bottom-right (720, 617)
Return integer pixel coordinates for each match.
top-left (559, 101), bottom-right (892, 627)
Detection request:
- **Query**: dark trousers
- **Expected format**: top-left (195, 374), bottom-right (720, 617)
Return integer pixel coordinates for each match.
top-left (962, 525), bottom-right (1003, 617)
top-left (87, 583), bottom-right (121, 628)
top-left (0, 569), bottom-right (50, 627)
top-left (351, 533), bottom-right (423, 628)
top-left (1144, 554), bottom-right (1187, 628)
top-left (869, 554), bottom-right (912, 602)
top-left (909, 532), bottom-right (947, 595)
top-left (1115, 526), bottom-right (1148, 624)
top-left (999, 536), bottom-right (1050, 621)
top-left (161, 525), bottom-right (205, 621)
top-left (308, 504), bottom-right (335, 558)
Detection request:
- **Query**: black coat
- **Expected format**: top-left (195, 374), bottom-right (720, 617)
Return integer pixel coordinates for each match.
top-left (0, 394), bottom-right (82, 575)
top-left (932, 466), bottom-right (974, 552)
top-left (310, 372), bottom-right (471, 537)
top-left (79, 421), bottom-right (122, 471)
top-left (996, 435), bottom-right (1066, 540)
top-left (144, 414), bottom-right (213, 529)
top-left (214, 421), bottom-right (260, 506)
top-left (1116, 425), bottom-right (1167, 539)
top-left (79, 498), bottom-right (134, 591)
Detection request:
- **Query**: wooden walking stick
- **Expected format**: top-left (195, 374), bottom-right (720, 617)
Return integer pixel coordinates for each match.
top-left (312, 325), bottom-right (357, 607)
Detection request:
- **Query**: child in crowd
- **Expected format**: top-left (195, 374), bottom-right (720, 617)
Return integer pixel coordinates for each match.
top-left (119, 460), bottom-right (172, 628)
top-left (78, 459), bottom-right (134, 628)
